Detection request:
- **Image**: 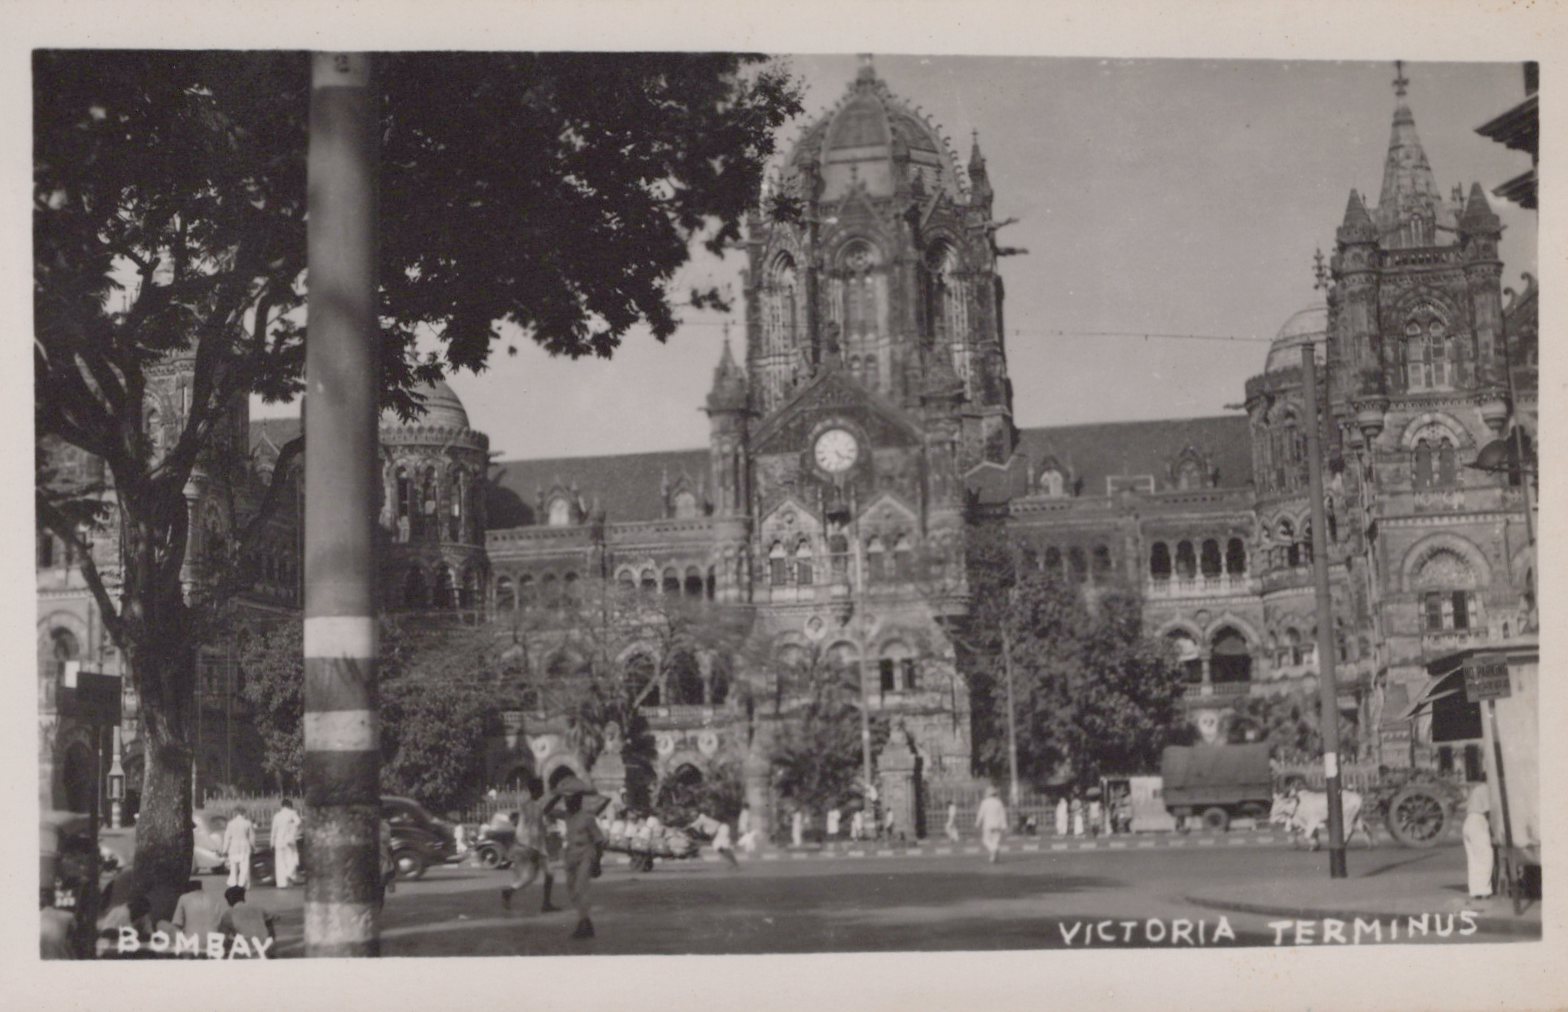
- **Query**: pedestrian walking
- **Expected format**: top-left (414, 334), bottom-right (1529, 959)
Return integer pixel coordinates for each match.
top-left (975, 786), bottom-right (1008, 864)
top-left (736, 802), bottom-right (757, 854)
top-left (827, 806), bottom-right (842, 840)
top-left (221, 808), bottom-right (255, 889)
top-left (710, 815), bottom-right (740, 869)
top-left (1071, 799), bottom-right (1085, 837)
top-left (883, 807), bottom-right (896, 841)
top-left (557, 790), bottom-right (606, 940)
top-left (850, 808), bottom-right (864, 841)
top-left (377, 817), bottom-right (397, 909)
top-left (1055, 797), bottom-right (1069, 837)
top-left (270, 799), bottom-right (301, 888)
top-left (791, 808), bottom-right (804, 848)
top-left (1463, 782), bottom-right (1495, 900)
top-left (501, 778), bottom-right (560, 914)
top-left (945, 801), bottom-right (959, 843)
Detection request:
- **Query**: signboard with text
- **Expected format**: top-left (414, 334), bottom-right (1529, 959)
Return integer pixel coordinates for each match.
top-left (1464, 657), bottom-right (1512, 703)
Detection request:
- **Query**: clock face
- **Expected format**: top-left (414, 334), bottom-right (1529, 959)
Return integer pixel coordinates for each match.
top-left (814, 428), bottom-right (860, 473)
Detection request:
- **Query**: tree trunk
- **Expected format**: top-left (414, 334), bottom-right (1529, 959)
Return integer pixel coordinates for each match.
top-left (127, 630), bottom-right (197, 896)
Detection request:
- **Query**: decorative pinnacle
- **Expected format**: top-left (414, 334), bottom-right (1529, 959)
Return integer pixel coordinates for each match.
top-left (1313, 248), bottom-right (1329, 291)
top-left (1393, 59), bottom-right (1409, 99)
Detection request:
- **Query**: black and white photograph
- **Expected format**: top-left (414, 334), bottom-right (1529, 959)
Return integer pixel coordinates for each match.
top-left (14, 2), bottom-right (1564, 1008)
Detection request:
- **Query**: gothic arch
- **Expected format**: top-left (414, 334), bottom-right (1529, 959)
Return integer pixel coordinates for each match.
top-left (1154, 617), bottom-right (1205, 641)
top-left (1397, 411), bottom-right (1475, 450)
top-left (1200, 612), bottom-right (1261, 646)
top-left (1399, 533), bottom-right (1493, 592)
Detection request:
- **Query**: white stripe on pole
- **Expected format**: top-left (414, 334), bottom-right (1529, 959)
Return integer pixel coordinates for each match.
top-left (304, 616), bottom-right (378, 659)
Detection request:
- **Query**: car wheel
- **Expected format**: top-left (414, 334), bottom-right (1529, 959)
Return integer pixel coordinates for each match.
top-left (477, 846), bottom-right (503, 869)
top-left (1200, 807), bottom-right (1231, 833)
top-left (395, 849), bottom-right (426, 881)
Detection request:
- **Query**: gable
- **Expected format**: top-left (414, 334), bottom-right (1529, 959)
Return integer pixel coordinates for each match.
top-left (750, 366), bottom-right (923, 457)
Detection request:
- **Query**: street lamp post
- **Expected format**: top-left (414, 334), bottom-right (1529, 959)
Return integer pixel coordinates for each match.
top-left (1302, 345), bottom-right (1348, 878)
top-left (1001, 584), bottom-right (1021, 810)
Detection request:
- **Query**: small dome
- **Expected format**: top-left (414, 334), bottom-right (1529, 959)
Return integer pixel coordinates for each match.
top-left (384, 379), bottom-right (470, 430)
top-left (1265, 306), bottom-right (1327, 373)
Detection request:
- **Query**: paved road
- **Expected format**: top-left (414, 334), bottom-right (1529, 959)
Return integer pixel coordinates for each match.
top-left (247, 841), bottom-right (1529, 957)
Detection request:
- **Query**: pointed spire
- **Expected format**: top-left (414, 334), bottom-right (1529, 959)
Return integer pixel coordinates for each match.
top-left (705, 329), bottom-right (748, 414)
top-left (1459, 181), bottom-right (1501, 236)
top-left (968, 128), bottom-right (992, 203)
top-left (1376, 61), bottom-right (1445, 245)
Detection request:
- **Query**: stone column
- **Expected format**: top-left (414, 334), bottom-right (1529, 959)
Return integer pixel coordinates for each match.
top-left (877, 733), bottom-right (919, 839)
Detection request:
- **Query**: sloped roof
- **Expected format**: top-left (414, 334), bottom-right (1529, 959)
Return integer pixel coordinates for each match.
top-left (250, 418), bottom-right (302, 456)
top-left (1015, 416), bottom-right (1253, 495)
top-left (487, 448), bottom-right (712, 528)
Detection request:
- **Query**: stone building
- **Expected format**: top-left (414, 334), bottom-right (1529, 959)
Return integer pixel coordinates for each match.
top-left (39, 62), bottom-right (1535, 830)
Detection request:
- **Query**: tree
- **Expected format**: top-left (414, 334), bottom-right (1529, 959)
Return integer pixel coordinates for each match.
top-left (763, 642), bottom-right (890, 824)
top-left (35, 51), bottom-right (802, 890)
top-left (1227, 689), bottom-right (1361, 765)
top-left (961, 525), bottom-right (1187, 794)
top-left (237, 616), bottom-right (505, 811)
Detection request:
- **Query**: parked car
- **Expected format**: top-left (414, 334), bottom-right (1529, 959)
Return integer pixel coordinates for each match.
top-left (246, 796), bottom-right (458, 884)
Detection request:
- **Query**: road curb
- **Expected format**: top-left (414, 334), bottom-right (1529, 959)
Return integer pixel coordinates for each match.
top-left (1181, 894), bottom-right (1542, 937)
top-left (734, 832), bottom-right (1294, 862)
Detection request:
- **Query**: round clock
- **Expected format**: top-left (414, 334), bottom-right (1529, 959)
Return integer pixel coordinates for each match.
top-left (814, 428), bottom-right (860, 473)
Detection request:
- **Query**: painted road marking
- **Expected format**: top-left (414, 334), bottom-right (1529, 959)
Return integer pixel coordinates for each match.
top-left (1108, 841), bottom-right (1128, 849)
top-left (1136, 840), bottom-right (1156, 849)
top-left (1023, 843), bottom-right (1040, 853)
top-left (1050, 843), bottom-right (1068, 851)
top-left (1197, 838), bottom-right (1217, 846)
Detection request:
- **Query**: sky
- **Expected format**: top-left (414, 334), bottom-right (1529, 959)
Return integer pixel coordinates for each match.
top-left (253, 55), bottom-right (1537, 462)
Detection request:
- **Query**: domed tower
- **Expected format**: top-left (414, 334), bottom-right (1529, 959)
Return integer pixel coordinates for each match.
top-left (745, 55), bottom-right (1015, 465)
top-left (378, 380), bottom-right (490, 613)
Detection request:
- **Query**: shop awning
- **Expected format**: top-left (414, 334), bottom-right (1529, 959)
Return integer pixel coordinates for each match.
top-left (1395, 669), bottom-right (1464, 722)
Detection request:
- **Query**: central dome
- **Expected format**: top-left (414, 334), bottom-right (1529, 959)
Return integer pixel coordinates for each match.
top-left (1265, 306), bottom-right (1327, 374)
top-left (782, 59), bottom-right (966, 203)
top-left (383, 379), bottom-right (471, 431)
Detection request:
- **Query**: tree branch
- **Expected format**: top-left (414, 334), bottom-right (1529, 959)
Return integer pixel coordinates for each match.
top-left (36, 493), bottom-right (126, 644)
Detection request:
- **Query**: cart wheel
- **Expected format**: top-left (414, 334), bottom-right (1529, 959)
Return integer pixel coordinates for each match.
top-left (1201, 807), bottom-right (1230, 833)
top-left (477, 846), bottom-right (502, 869)
top-left (1387, 786), bottom-right (1448, 848)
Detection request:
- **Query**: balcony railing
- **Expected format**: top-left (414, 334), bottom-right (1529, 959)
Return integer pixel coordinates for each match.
top-left (1146, 574), bottom-right (1252, 598)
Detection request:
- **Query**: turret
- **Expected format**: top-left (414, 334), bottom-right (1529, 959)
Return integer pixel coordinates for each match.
top-left (968, 130), bottom-right (993, 208)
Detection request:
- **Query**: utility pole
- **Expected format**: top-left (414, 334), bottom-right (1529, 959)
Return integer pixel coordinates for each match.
top-left (1001, 585), bottom-right (1020, 809)
top-left (1302, 344), bottom-right (1347, 878)
top-left (303, 51), bottom-right (382, 957)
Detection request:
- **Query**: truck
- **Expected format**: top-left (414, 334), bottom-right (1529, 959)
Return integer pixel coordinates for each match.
top-left (1158, 743), bottom-right (1273, 832)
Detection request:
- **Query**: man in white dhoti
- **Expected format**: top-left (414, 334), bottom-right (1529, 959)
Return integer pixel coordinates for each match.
top-left (1463, 782), bottom-right (1495, 899)
top-left (1055, 797), bottom-right (1069, 836)
top-left (736, 802), bottom-right (757, 854)
top-left (790, 809), bottom-right (804, 847)
top-left (269, 799), bottom-right (301, 888)
top-left (221, 809), bottom-right (255, 889)
top-left (945, 802), bottom-right (959, 842)
top-left (826, 807), bottom-right (841, 840)
top-left (975, 786), bottom-right (1008, 864)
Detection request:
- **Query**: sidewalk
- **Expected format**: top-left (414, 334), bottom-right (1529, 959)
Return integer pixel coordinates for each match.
top-left (719, 827), bottom-right (1295, 862)
top-left (1183, 846), bottom-right (1541, 937)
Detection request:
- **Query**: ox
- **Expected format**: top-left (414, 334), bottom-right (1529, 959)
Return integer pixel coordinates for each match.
top-left (1270, 789), bottom-right (1374, 849)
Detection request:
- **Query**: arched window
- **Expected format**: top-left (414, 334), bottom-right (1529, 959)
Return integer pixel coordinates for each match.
top-left (1286, 628), bottom-right (1305, 666)
top-left (1093, 544), bottom-right (1112, 581)
top-left (768, 542), bottom-right (788, 587)
top-left (542, 572), bottom-right (559, 607)
top-left (1068, 546), bottom-right (1088, 584)
top-left (794, 540), bottom-right (814, 586)
top-left (449, 467), bottom-right (466, 541)
top-left (865, 536), bottom-right (886, 583)
top-left (403, 569), bottom-right (427, 609)
top-left (1150, 543), bottom-right (1171, 582)
top-left (765, 253), bottom-right (799, 354)
top-left (1225, 537), bottom-right (1247, 575)
top-left (1177, 459), bottom-right (1205, 491)
top-left (673, 490), bottom-right (699, 519)
top-left (460, 568), bottom-right (479, 608)
top-left (639, 568), bottom-right (657, 595)
top-left (496, 576), bottom-right (516, 611)
top-left (893, 535), bottom-right (914, 581)
top-left (562, 571), bottom-right (579, 603)
top-left (617, 569), bottom-right (635, 593)
top-left (1210, 627), bottom-right (1252, 683)
top-left (51, 627), bottom-right (81, 662)
top-left (420, 467), bottom-right (438, 540)
top-left (1277, 519), bottom-right (1298, 568)
top-left (518, 573), bottom-right (535, 608)
top-left (395, 465), bottom-right (412, 537)
top-left (864, 353), bottom-right (880, 392)
top-left (666, 651), bottom-right (704, 706)
top-left (840, 243), bottom-right (881, 340)
top-left (707, 657), bottom-right (731, 706)
top-left (829, 533), bottom-right (850, 582)
top-left (1045, 545), bottom-right (1064, 578)
top-left (1413, 439), bottom-right (1434, 488)
top-left (1200, 539), bottom-right (1222, 578)
top-left (662, 567), bottom-right (681, 596)
top-left (684, 566), bottom-right (704, 598)
top-left (547, 497), bottom-right (571, 526)
top-left (145, 408), bottom-right (162, 456)
top-left (434, 567), bottom-right (457, 608)
top-left (1040, 470), bottom-right (1064, 497)
top-left (879, 641), bottom-right (915, 697)
top-left (1174, 541), bottom-right (1197, 580)
top-left (1436, 438), bottom-right (1457, 486)
top-left (1415, 549), bottom-right (1482, 632)
top-left (1405, 312), bottom-right (1453, 391)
